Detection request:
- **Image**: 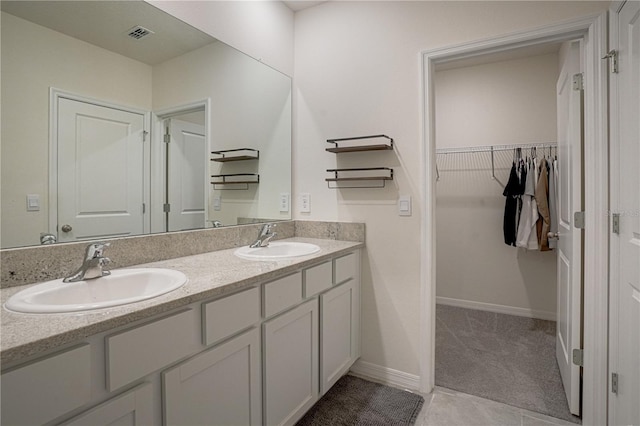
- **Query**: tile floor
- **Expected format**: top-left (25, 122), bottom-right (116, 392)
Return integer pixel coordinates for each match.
top-left (415, 387), bottom-right (578, 426)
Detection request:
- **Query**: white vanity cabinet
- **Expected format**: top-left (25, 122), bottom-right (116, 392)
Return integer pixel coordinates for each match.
top-left (60, 383), bottom-right (154, 426)
top-left (263, 298), bottom-right (319, 426)
top-left (163, 328), bottom-right (262, 426)
top-left (1, 344), bottom-right (92, 426)
top-left (0, 248), bottom-right (361, 426)
top-left (320, 252), bottom-right (360, 395)
top-left (320, 279), bottom-right (360, 395)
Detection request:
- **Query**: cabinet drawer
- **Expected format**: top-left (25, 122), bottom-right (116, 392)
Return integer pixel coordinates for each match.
top-left (264, 272), bottom-right (302, 318)
top-left (106, 309), bottom-right (198, 391)
top-left (334, 252), bottom-right (357, 284)
top-left (1, 344), bottom-right (91, 426)
top-left (61, 383), bottom-right (153, 426)
top-left (304, 261), bottom-right (332, 297)
top-left (203, 287), bottom-right (260, 345)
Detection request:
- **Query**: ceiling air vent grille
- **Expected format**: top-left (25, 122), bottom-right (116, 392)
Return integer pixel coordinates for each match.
top-left (127, 26), bottom-right (154, 40)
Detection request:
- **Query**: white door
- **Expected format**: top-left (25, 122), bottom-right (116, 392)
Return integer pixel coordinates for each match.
top-left (609, 2), bottom-right (640, 425)
top-left (166, 119), bottom-right (206, 232)
top-left (555, 40), bottom-right (583, 416)
top-left (58, 98), bottom-right (145, 242)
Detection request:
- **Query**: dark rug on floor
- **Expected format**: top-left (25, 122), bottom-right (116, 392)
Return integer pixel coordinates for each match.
top-left (435, 304), bottom-right (581, 424)
top-left (296, 375), bottom-right (424, 426)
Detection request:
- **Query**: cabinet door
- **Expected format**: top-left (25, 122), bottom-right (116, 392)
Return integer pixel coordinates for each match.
top-left (263, 299), bottom-right (318, 426)
top-left (320, 279), bottom-right (360, 395)
top-left (163, 328), bottom-right (261, 426)
top-left (60, 383), bottom-right (153, 426)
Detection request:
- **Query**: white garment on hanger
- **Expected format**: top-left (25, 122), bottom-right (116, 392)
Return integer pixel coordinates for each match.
top-left (516, 158), bottom-right (539, 249)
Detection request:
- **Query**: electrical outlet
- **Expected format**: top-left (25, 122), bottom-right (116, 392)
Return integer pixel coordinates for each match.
top-left (279, 193), bottom-right (290, 212)
top-left (213, 196), bottom-right (221, 211)
top-left (299, 193), bottom-right (311, 213)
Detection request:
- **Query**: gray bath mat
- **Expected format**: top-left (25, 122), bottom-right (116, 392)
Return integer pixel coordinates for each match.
top-left (296, 375), bottom-right (424, 426)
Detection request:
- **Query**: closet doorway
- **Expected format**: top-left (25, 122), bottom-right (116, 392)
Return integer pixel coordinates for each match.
top-left (432, 41), bottom-right (583, 423)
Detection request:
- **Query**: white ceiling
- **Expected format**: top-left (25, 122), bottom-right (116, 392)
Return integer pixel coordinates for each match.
top-left (1, 1), bottom-right (215, 65)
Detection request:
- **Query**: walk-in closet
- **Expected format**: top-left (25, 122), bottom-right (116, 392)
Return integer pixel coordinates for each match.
top-left (433, 41), bottom-right (582, 424)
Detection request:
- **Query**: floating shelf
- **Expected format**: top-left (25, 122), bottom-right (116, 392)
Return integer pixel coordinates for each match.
top-left (211, 148), bottom-right (259, 162)
top-left (326, 134), bottom-right (393, 153)
top-left (325, 167), bottom-right (393, 189)
top-left (211, 173), bottom-right (259, 190)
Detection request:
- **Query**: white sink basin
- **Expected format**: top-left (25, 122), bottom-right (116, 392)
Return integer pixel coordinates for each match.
top-left (4, 268), bottom-right (187, 314)
top-left (234, 242), bottom-right (320, 260)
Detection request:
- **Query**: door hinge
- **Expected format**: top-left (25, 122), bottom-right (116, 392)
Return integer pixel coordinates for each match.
top-left (602, 49), bottom-right (618, 74)
top-left (163, 134), bottom-right (171, 144)
top-left (574, 211), bottom-right (585, 229)
top-left (142, 203), bottom-right (146, 214)
top-left (143, 130), bottom-right (148, 142)
top-left (612, 213), bottom-right (620, 234)
top-left (611, 372), bottom-right (618, 394)
top-left (163, 203), bottom-right (171, 213)
top-left (572, 348), bottom-right (584, 366)
top-left (572, 73), bottom-right (584, 91)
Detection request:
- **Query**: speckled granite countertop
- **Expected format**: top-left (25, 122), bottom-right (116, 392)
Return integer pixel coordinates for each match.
top-left (1, 237), bottom-right (363, 366)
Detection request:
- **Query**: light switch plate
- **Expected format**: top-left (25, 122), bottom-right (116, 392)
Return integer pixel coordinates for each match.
top-left (213, 196), bottom-right (221, 211)
top-left (27, 194), bottom-right (40, 211)
top-left (398, 195), bottom-right (411, 216)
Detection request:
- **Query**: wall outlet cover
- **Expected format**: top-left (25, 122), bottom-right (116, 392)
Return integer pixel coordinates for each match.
top-left (299, 193), bottom-right (310, 213)
top-left (279, 193), bottom-right (290, 212)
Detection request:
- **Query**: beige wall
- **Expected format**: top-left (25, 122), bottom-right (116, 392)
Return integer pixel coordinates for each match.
top-left (292, 1), bottom-right (608, 378)
top-left (435, 53), bottom-right (559, 319)
top-left (1, 12), bottom-right (152, 248)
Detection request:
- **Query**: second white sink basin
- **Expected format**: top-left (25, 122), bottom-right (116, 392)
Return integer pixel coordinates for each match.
top-left (4, 268), bottom-right (187, 314)
top-left (234, 242), bottom-right (320, 260)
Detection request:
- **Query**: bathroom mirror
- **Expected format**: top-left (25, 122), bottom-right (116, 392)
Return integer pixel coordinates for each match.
top-left (1, 0), bottom-right (292, 249)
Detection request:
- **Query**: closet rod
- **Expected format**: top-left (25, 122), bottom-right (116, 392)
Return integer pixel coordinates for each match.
top-left (435, 142), bottom-right (556, 155)
top-left (435, 142), bottom-right (557, 183)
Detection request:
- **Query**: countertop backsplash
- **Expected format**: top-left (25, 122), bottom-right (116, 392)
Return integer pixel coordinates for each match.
top-left (0, 220), bottom-right (364, 289)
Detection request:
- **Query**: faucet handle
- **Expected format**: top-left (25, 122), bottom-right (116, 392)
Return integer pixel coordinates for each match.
top-left (85, 242), bottom-right (110, 259)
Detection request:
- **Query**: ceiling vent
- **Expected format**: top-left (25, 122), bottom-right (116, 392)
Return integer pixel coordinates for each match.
top-left (126, 26), bottom-right (154, 40)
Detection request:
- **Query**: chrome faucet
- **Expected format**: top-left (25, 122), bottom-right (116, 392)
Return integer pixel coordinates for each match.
top-left (63, 242), bottom-right (111, 283)
top-left (249, 223), bottom-right (277, 248)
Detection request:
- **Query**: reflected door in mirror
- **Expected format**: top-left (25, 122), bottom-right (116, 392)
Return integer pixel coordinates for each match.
top-left (166, 118), bottom-right (206, 232)
top-left (57, 98), bottom-right (146, 242)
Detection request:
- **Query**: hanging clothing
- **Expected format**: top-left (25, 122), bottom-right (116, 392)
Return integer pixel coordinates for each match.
top-left (503, 162), bottom-right (525, 246)
top-left (548, 158), bottom-right (559, 249)
top-left (535, 159), bottom-right (551, 251)
top-left (516, 159), bottom-right (539, 249)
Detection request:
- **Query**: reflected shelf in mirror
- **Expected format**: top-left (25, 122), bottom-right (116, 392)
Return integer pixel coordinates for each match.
top-left (0, 0), bottom-right (291, 249)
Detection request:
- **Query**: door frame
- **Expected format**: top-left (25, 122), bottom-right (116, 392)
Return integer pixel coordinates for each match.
top-left (419, 13), bottom-right (609, 425)
top-left (49, 88), bottom-right (151, 239)
top-left (151, 99), bottom-right (211, 234)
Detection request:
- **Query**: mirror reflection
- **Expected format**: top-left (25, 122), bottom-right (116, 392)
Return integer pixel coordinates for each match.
top-left (1, 0), bottom-right (292, 249)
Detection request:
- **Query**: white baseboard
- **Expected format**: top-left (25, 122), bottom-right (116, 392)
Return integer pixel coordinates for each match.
top-left (436, 296), bottom-right (556, 321)
top-left (349, 360), bottom-right (420, 391)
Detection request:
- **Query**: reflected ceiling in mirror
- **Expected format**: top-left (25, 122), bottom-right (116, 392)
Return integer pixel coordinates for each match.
top-left (1, 1), bottom-right (292, 249)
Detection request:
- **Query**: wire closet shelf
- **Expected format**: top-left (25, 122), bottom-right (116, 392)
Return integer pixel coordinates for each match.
top-left (435, 142), bottom-right (557, 182)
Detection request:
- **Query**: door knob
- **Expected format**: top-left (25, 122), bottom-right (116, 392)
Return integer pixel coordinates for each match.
top-left (61, 224), bottom-right (73, 233)
top-left (547, 232), bottom-right (559, 240)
